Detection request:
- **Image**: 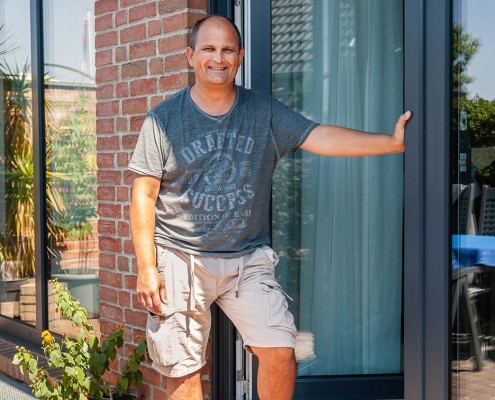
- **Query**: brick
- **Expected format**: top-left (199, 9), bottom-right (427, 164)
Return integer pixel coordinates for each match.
top-left (97, 185), bottom-right (116, 200)
top-left (130, 78), bottom-right (156, 96)
top-left (118, 255), bottom-right (130, 271)
top-left (100, 303), bottom-right (123, 322)
top-left (96, 100), bottom-right (119, 117)
top-left (130, 116), bottom-right (146, 132)
top-left (122, 97), bottom-right (147, 115)
top-left (98, 170), bottom-right (122, 184)
top-left (159, 72), bottom-right (194, 91)
top-left (97, 152), bottom-right (115, 168)
top-left (129, 41), bottom-right (156, 60)
top-left (100, 253), bottom-right (116, 268)
top-left (129, 3), bottom-right (156, 23)
top-left (121, 60), bottom-right (147, 79)
top-left (118, 221), bottom-right (130, 236)
top-left (124, 274), bottom-right (137, 290)
top-left (117, 186), bottom-right (129, 201)
top-left (123, 239), bottom-right (134, 254)
top-left (99, 203), bottom-right (122, 219)
top-left (159, 34), bottom-right (188, 53)
top-left (162, 12), bottom-right (205, 33)
top-left (96, 65), bottom-right (118, 83)
top-left (115, 9), bottom-right (128, 27)
top-left (116, 82), bottom-right (129, 98)
top-left (116, 46), bottom-right (127, 62)
top-left (100, 270), bottom-right (123, 290)
top-left (96, 49), bottom-right (113, 67)
top-left (121, 0), bottom-right (144, 6)
top-left (116, 117), bottom-right (128, 132)
top-left (124, 171), bottom-right (136, 186)
top-left (95, 14), bottom-right (113, 31)
top-left (137, 365), bottom-right (162, 386)
top-left (98, 219), bottom-right (116, 234)
top-left (159, 0), bottom-right (207, 14)
top-left (151, 95), bottom-right (164, 108)
top-left (96, 118), bottom-right (115, 134)
top-left (100, 286), bottom-right (118, 303)
top-left (97, 135), bottom-right (120, 151)
top-left (119, 290), bottom-right (131, 306)
top-left (99, 236), bottom-right (122, 253)
top-left (150, 57), bottom-right (163, 74)
top-left (95, 0), bottom-right (118, 16)
top-left (95, 31), bottom-right (118, 48)
top-left (148, 20), bottom-right (162, 37)
top-left (96, 84), bottom-right (114, 100)
top-left (120, 24), bottom-right (146, 44)
top-left (164, 52), bottom-right (188, 72)
top-left (117, 152), bottom-right (129, 167)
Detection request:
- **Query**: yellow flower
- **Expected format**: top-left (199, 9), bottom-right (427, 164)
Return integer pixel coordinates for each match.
top-left (42, 333), bottom-right (54, 344)
top-left (41, 330), bottom-right (50, 338)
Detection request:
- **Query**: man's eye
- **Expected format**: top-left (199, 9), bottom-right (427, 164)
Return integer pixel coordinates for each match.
top-left (204, 47), bottom-right (214, 51)
top-left (224, 49), bottom-right (234, 53)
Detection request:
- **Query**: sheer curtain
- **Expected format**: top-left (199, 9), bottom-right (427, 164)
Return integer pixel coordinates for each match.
top-left (272, 0), bottom-right (404, 376)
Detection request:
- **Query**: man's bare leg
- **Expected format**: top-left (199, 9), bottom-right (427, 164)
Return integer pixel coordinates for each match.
top-left (251, 347), bottom-right (296, 400)
top-left (167, 371), bottom-right (203, 400)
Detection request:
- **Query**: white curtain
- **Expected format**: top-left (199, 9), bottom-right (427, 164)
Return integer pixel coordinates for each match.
top-left (273, 0), bottom-right (404, 376)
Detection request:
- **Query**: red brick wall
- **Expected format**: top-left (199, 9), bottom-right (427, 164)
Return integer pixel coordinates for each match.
top-left (94, 1), bottom-right (208, 398)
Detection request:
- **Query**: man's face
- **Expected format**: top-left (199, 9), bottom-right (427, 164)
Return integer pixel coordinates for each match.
top-left (186, 18), bottom-right (244, 87)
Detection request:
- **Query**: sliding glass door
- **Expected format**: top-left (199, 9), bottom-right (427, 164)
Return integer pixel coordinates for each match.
top-left (250, 0), bottom-right (405, 397)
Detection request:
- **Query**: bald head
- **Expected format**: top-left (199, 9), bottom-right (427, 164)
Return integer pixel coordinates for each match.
top-left (189, 16), bottom-right (242, 51)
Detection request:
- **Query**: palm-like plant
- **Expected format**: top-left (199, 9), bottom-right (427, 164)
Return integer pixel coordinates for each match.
top-left (1, 59), bottom-right (66, 278)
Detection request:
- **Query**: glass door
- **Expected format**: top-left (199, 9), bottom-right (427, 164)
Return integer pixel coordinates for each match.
top-left (248, 0), bottom-right (405, 398)
top-left (451, 0), bottom-right (495, 398)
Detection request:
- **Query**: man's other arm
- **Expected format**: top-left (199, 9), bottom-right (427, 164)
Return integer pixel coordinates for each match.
top-left (130, 175), bottom-right (164, 315)
top-left (300, 111), bottom-right (411, 157)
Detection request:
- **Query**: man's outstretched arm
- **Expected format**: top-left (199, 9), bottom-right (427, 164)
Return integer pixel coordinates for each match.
top-left (130, 175), bottom-right (164, 316)
top-left (300, 111), bottom-right (411, 157)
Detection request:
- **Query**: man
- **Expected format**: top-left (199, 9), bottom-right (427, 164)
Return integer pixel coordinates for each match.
top-left (129, 15), bottom-right (410, 400)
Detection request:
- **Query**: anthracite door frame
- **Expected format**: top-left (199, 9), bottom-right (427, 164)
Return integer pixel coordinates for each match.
top-left (403, 0), bottom-right (451, 398)
top-left (0, 0), bottom-right (49, 345)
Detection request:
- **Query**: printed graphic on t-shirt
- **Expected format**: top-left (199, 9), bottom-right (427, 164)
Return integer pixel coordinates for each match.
top-left (179, 129), bottom-right (255, 243)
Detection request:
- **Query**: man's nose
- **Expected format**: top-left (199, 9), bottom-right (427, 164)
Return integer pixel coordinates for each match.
top-left (212, 50), bottom-right (224, 62)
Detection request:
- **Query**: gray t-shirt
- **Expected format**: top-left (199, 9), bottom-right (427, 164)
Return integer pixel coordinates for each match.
top-left (128, 85), bottom-right (318, 256)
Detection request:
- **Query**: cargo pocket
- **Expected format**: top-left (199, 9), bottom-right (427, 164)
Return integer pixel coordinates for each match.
top-left (260, 279), bottom-right (296, 337)
top-left (146, 310), bottom-right (189, 367)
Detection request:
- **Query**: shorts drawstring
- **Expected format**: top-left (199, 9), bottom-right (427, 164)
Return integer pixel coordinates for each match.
top-left (235, 261), bottom-right (245, 297)
top-left (189, 254), bottom-right (196, 317)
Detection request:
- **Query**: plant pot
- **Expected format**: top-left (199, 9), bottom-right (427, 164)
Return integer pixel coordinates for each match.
top-left (51, 269), bottom-right (99, 318)
top-left (0, 277), bottom-right (29, 302)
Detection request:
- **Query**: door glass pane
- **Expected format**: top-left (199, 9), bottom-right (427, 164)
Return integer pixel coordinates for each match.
top-left (0, 0), bottom-right (36, 325)
top-left (272, 0), bottom-right (404, 376)
top-left (43, 0), bottom-right (99, 336)
top-left (451, 0), bottom-right (495, 397)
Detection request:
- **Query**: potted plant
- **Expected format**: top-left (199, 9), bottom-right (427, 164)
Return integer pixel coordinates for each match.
top-left (13, 280), bottom-right (148, 399)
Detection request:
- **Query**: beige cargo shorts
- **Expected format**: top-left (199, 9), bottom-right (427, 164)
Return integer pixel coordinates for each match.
top-left (146, 244), bottom-right (297, 378)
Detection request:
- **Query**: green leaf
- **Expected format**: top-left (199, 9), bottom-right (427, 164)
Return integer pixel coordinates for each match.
top-left (49, 349), bottom-right (62, 367)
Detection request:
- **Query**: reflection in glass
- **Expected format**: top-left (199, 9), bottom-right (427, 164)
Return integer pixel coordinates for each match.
top-left (44, 0), bottom-right (99, 336)
top-left (271, 0), bottom-right (403, 376)
top-left (451, 0), bottom-right (495, 398)
top-left (0, 0), bottom-right (36, 324)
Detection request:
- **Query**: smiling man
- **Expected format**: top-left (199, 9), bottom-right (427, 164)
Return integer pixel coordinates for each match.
top-left (129, 16), bottom-right (411, 400)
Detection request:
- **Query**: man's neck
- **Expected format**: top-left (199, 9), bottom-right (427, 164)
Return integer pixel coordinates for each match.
top-left (189, 83), bottom-right (237, 116)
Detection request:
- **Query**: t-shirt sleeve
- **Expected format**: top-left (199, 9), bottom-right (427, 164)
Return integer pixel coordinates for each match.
top-left (128, 113), bottom-right (166, 178)
top-left (270, 97), bottom-right (319, 157)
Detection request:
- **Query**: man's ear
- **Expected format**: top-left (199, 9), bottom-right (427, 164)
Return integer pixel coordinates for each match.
top-left (238, 48), bottom-right (245, 66)
top-left (186, 47), bottom-right (194, 67)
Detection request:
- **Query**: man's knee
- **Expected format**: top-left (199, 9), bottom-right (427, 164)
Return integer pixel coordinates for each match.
top-left (167, 370), bottom-right (203, 400)
top-left (250, 346), bottom-right (295, 366)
